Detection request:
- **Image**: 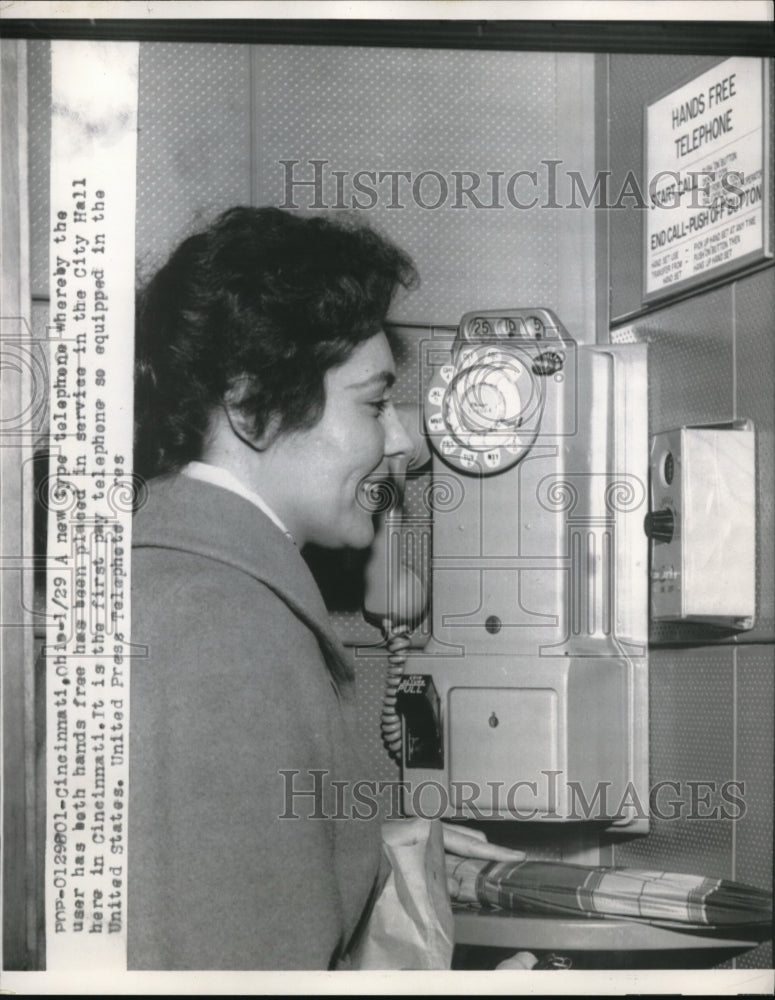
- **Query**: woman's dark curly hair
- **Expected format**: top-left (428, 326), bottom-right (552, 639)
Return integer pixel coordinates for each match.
top-left (134, 206), bottom-right (418, 478)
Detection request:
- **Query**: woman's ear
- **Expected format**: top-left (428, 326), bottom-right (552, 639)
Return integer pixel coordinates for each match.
top-left (223, 378), bottom-right (281, 452)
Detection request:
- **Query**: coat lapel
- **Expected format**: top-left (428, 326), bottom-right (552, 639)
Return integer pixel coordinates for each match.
top-left (132, 474), bottom-right (355, 689)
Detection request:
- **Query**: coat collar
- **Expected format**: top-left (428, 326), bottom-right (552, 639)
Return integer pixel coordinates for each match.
top-left (132, 474), bottom-right (354, 690)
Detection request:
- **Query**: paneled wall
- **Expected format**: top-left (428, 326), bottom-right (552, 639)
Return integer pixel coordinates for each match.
top-left (251, 45), bottom-right (597, 337)
top-left (30, 41), bottom-right (596, 340)
top-left (601, 52), bottom-right (774, 970)
top-left (134, 43), bottom-right (253, 284)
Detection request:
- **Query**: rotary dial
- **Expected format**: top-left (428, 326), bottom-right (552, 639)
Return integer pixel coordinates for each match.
top-left (425, 344), bottom-right (544, 474)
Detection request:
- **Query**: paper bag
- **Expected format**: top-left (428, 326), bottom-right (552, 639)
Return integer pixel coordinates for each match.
top-left (351, 816), bottom-right (455, 969)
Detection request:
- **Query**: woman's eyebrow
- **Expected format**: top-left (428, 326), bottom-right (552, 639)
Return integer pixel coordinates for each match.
top-left (347, 371), bottom-right (396, 391)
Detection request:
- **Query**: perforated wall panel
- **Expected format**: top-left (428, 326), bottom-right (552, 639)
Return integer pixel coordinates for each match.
top-left (135, 43), bottom-right (252, 283)
top-left (608, 573), bottom-right (773, 968)
top-left (252, 45), bottom-right (581, 328)
top-left (733, 646), bottom-right (774, 969)
top-left (27, 41), bottom-right (255, 294)
top-left (613, 647), bottom-right (735, 874)
top-left (645, 288), bottom-right (735, 432)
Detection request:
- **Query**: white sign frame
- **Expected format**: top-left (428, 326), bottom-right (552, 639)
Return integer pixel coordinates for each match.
top-left (643, 56), bottom-right (772, 304)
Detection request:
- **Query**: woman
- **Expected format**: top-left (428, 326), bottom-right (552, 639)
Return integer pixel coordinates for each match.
top-left (128, 207), bottom-right (418, 970)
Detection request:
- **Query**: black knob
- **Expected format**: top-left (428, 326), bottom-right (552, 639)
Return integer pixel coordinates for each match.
top-left (644, 508), bottom-right (675, 543)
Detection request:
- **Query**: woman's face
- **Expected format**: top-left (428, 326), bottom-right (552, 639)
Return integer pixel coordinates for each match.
top-left (264, 330), bottom-right (413, 549)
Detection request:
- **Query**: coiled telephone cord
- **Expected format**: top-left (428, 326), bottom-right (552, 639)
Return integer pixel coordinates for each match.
top-left (380, 619), bottom-right (410, 761)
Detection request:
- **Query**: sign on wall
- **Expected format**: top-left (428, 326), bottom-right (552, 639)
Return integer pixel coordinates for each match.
top-left (644, 57), bottom-right (771, 303)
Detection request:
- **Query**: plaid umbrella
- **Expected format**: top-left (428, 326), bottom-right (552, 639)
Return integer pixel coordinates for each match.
top-left (446, 857), bottom-right (773, 930)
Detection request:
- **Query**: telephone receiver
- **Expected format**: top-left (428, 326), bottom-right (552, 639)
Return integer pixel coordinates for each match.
top-left (362, 402), bottom-right (431, 630)
top-left (360, 403), bottom-right (430, 760)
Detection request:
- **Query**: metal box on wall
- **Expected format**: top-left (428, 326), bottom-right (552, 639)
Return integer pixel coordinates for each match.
top-left (647, 422), bottom-right (756, 628)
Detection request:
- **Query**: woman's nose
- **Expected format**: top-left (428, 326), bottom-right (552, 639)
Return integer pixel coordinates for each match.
top-left (385, 403), bottom-right (431, 471)
top-left (384, 405), bottom-right (414, 462)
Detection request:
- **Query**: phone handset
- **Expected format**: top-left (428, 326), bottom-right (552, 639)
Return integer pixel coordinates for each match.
top-left (362, 404), bottom-right (430, 760)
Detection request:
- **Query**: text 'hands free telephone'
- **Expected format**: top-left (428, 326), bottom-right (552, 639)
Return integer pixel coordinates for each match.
top-left (361, 308), bottom-right (649, 832)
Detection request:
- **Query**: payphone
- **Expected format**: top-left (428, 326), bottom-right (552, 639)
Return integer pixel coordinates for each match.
top-left (369, 308), bottom-right (649, 832)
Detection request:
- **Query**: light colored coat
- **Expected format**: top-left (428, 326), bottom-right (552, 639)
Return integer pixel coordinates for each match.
top-left (128, 474), bottom-right (382, 969)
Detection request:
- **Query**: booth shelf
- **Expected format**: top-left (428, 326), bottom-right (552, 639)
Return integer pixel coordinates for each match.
top-left (453, 906), bottom-right (771, 951)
